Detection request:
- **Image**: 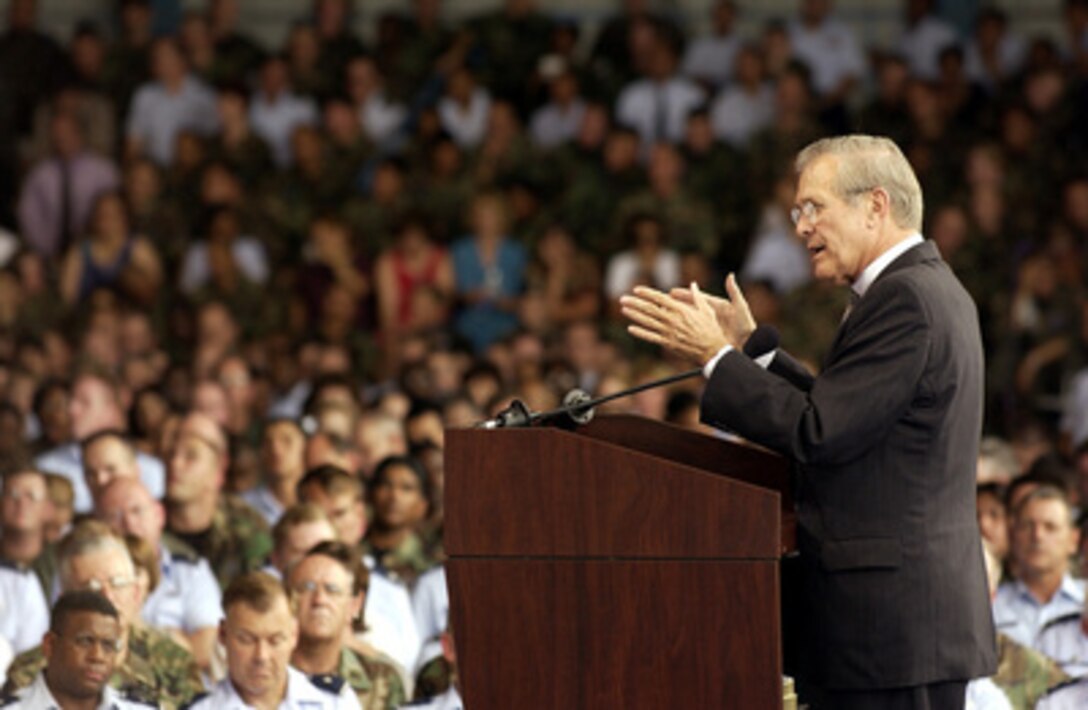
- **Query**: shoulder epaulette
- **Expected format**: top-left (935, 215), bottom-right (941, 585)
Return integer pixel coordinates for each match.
top-left (119, 689), bottom-right (161, 708)
top-left (0, 692), bottom-right (19, 707)
top-left (168, 547), bottom-right (200, 565)
top-left (0, 558), bottom-right (20, 571)
top-left (397, 700), bottom-right (433, 708)
top-left (309, 673), bottom-right (346, 694)
top-left (177, 691), bottom-right (209, 709)
top-left (1040, 612), bottom-right (1084, 634)
top-left (1041, 677), bottom-right (1086, 699)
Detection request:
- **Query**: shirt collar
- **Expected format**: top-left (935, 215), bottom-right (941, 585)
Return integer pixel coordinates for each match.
top-left (28, 672), bottom-right (119, 709)
top-left (1012, 574), bottom-right (1084, 605)
top-left (851, 233), bottom-right (924, 299)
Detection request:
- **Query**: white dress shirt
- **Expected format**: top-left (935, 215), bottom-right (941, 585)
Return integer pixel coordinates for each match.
top-left (126, 76), bottom-right (219, 166)
top-left (437, 89), bottom-right (491, 149)
top-left (240, 485), bottom-right (285, 527)
top-left (142, 545), bottom-right (222, 634)
top-left (709, 82), bottom-right (774, 148)
top-left (789, 18), bottom-right (867, 95)
top-left (1034, 609), bottom-right (1088, 677)
top-left (187, 666), bottom-right (360, 709)
top-left (529, 99), bottom-right (586, 149)
top-left (1037, 677), bottom-right (1088, 710)
top-left (681, 32), bottom-right (743, 88)
top-left (249, 90), bottom-right (319, 168)
top-left (615, 76), bottom-right (705, 147)
top-left (359, 92), bottom-right (407, 148)
top-left (0, 564), bottom-right (48, 654)
top-left (992, 576), bottom-right (1086, 648)
top-left (360, 567), bottom-right (420, 677)
top-left (898, 15), bottom-right (959, 80)
top-left (4, 671), bottom-right (141, 709)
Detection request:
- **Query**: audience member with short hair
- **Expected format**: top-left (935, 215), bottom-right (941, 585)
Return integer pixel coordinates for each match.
top-left (288, 541), bottom-right (406, 709)
top-left (187, 571), bottom-right (361, 708)
top-left (993, 486), bottom-right (1084, 650)
top-left (94, 477), bottom-right (222, 673)
top-left (2, 520), bottom-right (203, 708)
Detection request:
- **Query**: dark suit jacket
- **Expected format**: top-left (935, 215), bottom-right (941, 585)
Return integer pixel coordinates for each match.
top-left (701, 241), bottom-right (997, 690)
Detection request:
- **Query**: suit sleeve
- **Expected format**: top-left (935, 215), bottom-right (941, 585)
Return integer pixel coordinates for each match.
top-left (767, 350), bottom-right (816, 392)
top-left (701, 283), bottom-right (929, 467)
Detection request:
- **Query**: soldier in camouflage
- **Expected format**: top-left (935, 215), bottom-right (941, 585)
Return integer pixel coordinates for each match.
top-left (1, 520), bottom-right (203, 709)
top-left (288, 541), bottom-right (407, 710)
top-left (162, 412), bottom-right (272, 589)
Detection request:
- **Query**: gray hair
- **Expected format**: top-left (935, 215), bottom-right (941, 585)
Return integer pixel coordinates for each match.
top-left (796, 135), bottom-right (923, 231)
top-left (57, 520), bottom-right (134, 589)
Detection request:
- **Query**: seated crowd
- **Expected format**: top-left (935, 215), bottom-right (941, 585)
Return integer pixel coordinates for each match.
top-left (2, 0), bottom-right (1088, 707)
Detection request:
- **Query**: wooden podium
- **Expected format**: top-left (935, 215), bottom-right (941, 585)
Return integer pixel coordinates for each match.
top-left (445, 414), bottom-right (795, 709)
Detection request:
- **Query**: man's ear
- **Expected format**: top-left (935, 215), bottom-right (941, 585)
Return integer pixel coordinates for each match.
top-left (41, 630), bottom-right (56, 661)
top-left (870, 187), bottom-right (892, 221)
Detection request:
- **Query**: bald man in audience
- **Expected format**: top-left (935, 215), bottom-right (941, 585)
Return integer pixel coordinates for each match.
top-left (95, 476), bottom-right (222, 672)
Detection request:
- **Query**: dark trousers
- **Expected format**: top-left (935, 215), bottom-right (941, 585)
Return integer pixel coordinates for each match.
top-left (811, 680), bottom-right (968, 710)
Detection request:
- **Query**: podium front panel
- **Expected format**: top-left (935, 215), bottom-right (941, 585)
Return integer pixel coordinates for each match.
top-left (448, 558), bottom-right (782, 710)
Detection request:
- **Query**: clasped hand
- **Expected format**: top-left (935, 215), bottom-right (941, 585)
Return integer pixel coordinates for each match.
top-left (619, 274), bottom-right (757, 366)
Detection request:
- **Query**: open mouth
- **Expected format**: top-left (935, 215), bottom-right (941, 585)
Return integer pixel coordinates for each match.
top-left (808, 245), bottom-right (826, 257)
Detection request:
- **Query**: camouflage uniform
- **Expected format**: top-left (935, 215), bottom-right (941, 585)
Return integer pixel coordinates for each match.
top-left (207, 134), bottom-right (275, 191)
top-left (467, 9), bottom-right (552, 111)
top-left (992, 632), bottom-right (1070, 710)
top-left (2, 623), bottom-right (204, 710)
top-left (341, 196), bottom-right (410, 259)
top-left (171, 494), bottom-right (273, 590)
top-left (556, 163), bottom-right (645, 255)
top-left (366, 532), bottom-right (435, 589)
top-left (683, 143), bottom-right (757, 270)
top-left (413, 656), bottom-right (455, 702)
top-left (334, 646), bottom-right (407, 710)
top-left (611, 188), bottom-right (718, 260)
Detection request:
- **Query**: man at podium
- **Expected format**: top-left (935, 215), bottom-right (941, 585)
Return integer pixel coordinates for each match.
top-left (622, 135), bottom-right (997, 709)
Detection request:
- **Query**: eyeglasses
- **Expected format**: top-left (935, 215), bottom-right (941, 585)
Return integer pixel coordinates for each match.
top-left (790, 200), bottom-right (822, 227)
top-left (58, 632), bottom-right (124, 654)
top-left (76, 576), bottom-right (135, 594)
top-left (791, 187), bottom-right (876, 226)
top-left (2, 489), bottom-right (45, 503)
top-left (293, 580), bottom-right (349, 597)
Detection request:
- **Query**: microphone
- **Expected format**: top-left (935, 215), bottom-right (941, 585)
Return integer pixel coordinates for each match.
top-left (533, 368), bottom-right (704, 428)
top-left (476, 325), bottom-right (780, 429)
top-left (476, 399), bottom-right (533, 429)
top-left (742, 324), bottom-right (780, 359)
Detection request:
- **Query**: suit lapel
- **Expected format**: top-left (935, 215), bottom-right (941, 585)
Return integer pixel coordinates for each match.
top-left (825, 240), bottom-right (939, 359)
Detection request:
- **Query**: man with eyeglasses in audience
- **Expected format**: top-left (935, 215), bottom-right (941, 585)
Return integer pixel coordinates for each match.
top-left (94, 477), bottom-right (222, 675)
top-left (0, 589), bottom-right (157, 708)
top-left (297, 466), bottom-right (420, 675)
top-left (1, 520), bottom-right (203, 709)
top-left (287, 541), bottom-right (406, 709)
